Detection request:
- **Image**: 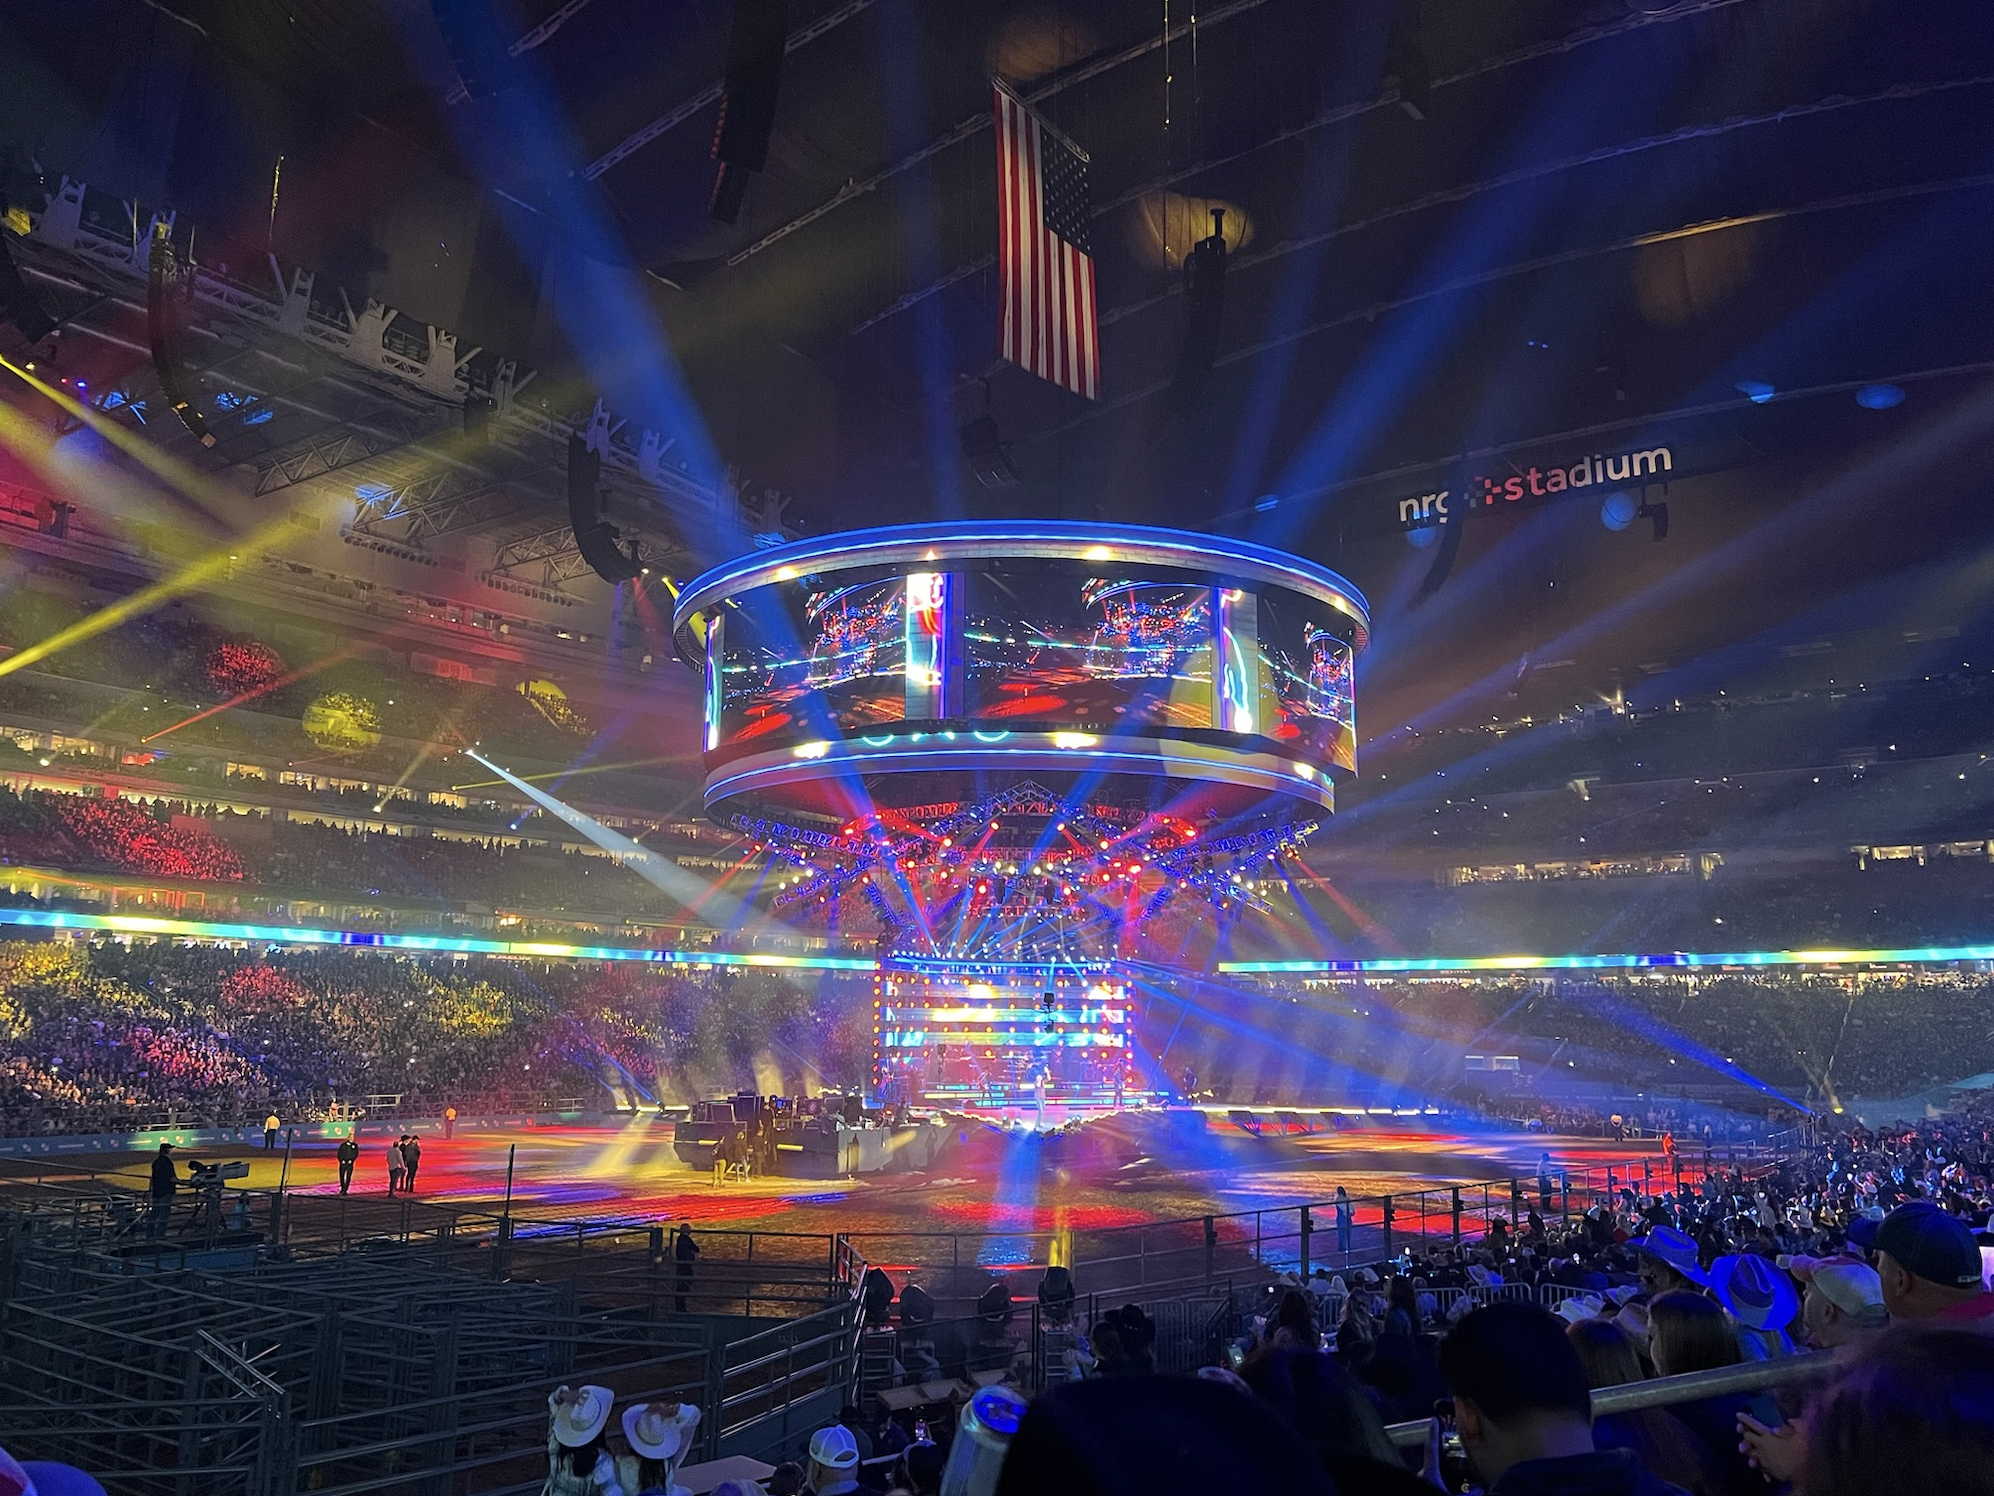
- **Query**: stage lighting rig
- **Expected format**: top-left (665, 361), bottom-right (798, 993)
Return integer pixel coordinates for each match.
top-left (674, 521), bottom-right (1367, 961)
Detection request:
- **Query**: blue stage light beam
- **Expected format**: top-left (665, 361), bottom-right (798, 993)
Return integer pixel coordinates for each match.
top-left (1257, 53), bottom-right (1686, 546)
top-left (1369, 383), bottom-right (1994, 757)
top-left (876, 0), bottom-right (965, 519)
top-left (390, 15), bottom-right (736, 557)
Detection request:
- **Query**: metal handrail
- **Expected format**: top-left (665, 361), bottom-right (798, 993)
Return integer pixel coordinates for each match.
top-left (1384, 1351), bottom-right (1835, 1448)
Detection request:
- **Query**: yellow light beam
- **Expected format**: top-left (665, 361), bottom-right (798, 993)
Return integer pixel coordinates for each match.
top-left (0, 396), bottom-right (220, 543)
top-left (0, 535), bottom-right (269, 682)
top-left (0, 360), bottom-right (341, 683)
top-left (0, 356), bottom-right (234, 528)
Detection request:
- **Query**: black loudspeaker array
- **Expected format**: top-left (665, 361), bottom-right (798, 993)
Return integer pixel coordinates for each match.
top-left (146, 221), bottom-right (215, 448)
top-left (1160, 210), bottom-right (1229, 423)
top-left (0, 199), bottom-right (55, 345)
top-left (959, 413), bottom-right (1020, 489)
top-left (711, 0), bottom-right (790, 223)
top-left (1412, 509), bottom-right (1464, 606)
top-left (567, 434), bottom-right (645, 583)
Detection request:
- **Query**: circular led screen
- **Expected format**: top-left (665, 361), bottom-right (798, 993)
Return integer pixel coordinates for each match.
top-left (671, 522), bottom-right (1368, 824)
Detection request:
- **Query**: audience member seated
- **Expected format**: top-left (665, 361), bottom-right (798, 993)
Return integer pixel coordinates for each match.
top-left (1437, 1301), bottom-right (1690, 1496)
top-left (1568, 1318), bottom-right (1726, 1496)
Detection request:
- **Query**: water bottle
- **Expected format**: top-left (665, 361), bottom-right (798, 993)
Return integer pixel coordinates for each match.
top-left (939, 1385), bottom-right (1028, 1496)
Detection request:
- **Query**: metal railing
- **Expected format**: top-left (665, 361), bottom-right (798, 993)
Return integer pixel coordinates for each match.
top-left (1385, 1350), bottom-right (1834, 1448)
top-left (832, 1152), bottom-right (1759, 1313)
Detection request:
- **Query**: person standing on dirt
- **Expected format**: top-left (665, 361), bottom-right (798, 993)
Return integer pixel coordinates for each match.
top-left (402, 1133), bottom-right (422, 1192)
top-left (336, 1135), bottom-right (359, 1194)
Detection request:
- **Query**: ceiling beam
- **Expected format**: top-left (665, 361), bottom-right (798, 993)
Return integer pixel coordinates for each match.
top-left (723, 0), bottom-right (1280, 268)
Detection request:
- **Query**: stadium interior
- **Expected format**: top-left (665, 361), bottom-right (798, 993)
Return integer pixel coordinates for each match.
top-left (2, 3), bottom-right (1994, 1494)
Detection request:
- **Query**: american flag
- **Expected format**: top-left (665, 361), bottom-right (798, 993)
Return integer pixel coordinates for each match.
top-left (994, 82), bottom-right (1098, 400)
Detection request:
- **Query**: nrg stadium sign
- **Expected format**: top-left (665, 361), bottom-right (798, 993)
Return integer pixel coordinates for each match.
top-left (1397, 443), bottom-right (1675, 531)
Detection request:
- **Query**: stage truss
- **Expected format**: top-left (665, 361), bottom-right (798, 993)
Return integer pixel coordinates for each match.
top-left (736, 780), bottom-right (1316, 962)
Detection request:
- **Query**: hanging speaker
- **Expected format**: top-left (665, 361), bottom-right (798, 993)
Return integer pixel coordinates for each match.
top-left (430, 0), bottom-right (520, 100)
top-left (146, 222), bottom-right (214, 448)
top-left (1160, 210), bottom-right (1229, 423)
top-left (567, 434), bottom-right (644, 583)
top-left (959, 412), bottom-right (1019, 489)
top-left (1411, 511), bottom-right (1464, 606)
top-left (711, 0), bottom-right (790, 224)
top-left (0, 214), bottom-right (55, 345)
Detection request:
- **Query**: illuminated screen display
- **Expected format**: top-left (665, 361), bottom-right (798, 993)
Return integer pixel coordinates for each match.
top-left (695, 547), bottom-right (1362, 780)
top-left (873, 968), bottom-right (1142, 1106)
top-left (963, 567), bottom-right (1213, 729)
top-left (717, 579), bottom-right (912, 747)
top-left (1257, 591), bottom-right (1356, 773)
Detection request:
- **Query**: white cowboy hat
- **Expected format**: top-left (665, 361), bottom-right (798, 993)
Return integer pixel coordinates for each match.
top-left (1553, 1293), bottom-right (1605, 1325)
top-left (622, 1400), bottom-right (702, 1460)
top-left (549, 1385), bottom-right (614, 1448)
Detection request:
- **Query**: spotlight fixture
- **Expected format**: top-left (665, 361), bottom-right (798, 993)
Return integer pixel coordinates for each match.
top-left (1637, 497), bottom-right (1669, 542)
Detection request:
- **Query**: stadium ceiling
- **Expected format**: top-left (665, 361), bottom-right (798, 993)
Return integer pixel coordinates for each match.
top-left (4, 0), bottom-right (1994, 703)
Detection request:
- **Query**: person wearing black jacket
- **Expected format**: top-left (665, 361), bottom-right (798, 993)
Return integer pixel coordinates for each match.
top-left (336, 1136), bottom-right (359, 1194)
top-left (1438, 1303), bottom-right (1690, 1496)
top-left (146, 1143), bottom-right (178, 1239)
top-left (673, 1221), bottom-right (699, 1313)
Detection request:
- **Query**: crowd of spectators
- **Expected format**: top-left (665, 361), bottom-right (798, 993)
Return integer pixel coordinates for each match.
top-left (1165, 1103), bottom-right (1994, 1493)
top-left (811, 1099), bottom-right (1994, 1495)
top-left (0, 788), bottom-right (245, 881)
top-left (0, 581), bottom-right (608, 768)
top-left (0, 939), bottom-right (876, 1135)
top-left (1257, 971), bottom-right (1994, 1105)
top-left (0, 784), bottom-right (699, 916)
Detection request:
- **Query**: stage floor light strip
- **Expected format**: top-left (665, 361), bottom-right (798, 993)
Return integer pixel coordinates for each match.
top-left (0, 907), bottom-right (878, 969)
top-left (1218, 946), bottom-right (1994, 974)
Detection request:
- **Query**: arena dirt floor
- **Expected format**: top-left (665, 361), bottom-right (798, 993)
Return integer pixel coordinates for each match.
top-left (1, 1112), bottom-right (1682, 1266)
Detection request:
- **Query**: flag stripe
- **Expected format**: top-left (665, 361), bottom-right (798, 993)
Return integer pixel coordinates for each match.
top-left (992, 83), bottom-right (1098, 400)
top-left (995, 90), bottom-right (1014, 365)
